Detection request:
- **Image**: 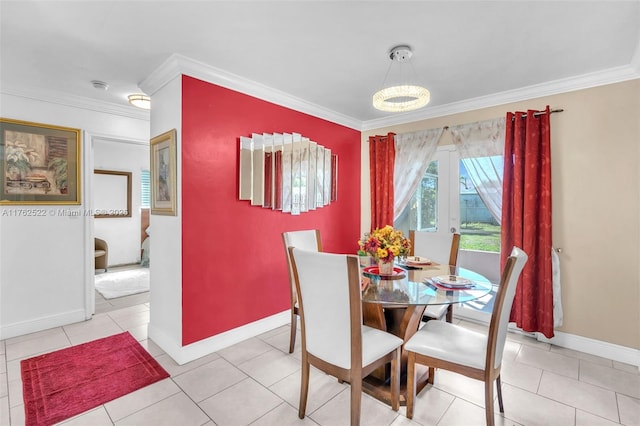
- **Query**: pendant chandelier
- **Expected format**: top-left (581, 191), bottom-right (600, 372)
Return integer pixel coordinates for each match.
top-left (373, 45), bottom-right (430, 113)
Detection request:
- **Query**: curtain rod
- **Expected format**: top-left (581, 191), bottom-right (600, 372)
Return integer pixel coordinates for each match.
top-left (513, 108), bottom-right (564, 120)
top-left (376, 109), bottom-right (565, 134)
top-left (441, 108), bottom-right (564, 130)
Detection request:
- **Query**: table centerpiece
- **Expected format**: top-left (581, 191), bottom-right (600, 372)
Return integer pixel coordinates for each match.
top-left (358, 225), bottom-right (411, 275)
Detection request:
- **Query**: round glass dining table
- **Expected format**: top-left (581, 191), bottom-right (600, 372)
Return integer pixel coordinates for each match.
top-left (359, 261), bottom-right (493, 407)
top-left (361, 262), bottom-right (492, 306)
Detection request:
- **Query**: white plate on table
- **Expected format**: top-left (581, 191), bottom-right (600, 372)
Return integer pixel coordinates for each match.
top-left (404, 256), bottom-right (432, 266)
top-left (432, 275), bottom-right (474, 287)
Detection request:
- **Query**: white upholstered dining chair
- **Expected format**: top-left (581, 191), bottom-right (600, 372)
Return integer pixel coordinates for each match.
top-left (404, 246), bottom-right (528, 425)
top-left (282, 230), bottom-right (322, 353)
top-left (409, 230), bottom-right (461, 322)
top-left (289, 248), bottom-right (403, 426)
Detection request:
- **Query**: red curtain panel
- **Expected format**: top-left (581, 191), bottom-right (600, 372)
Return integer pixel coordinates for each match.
top-left (501, 106), bottom-right (554, 338)
top-left (368, 133), bottom-right (396, 230)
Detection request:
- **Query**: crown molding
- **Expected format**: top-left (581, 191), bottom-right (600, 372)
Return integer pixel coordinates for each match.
top-left (361, 63), bottom-right (640, 131)
top-left (0, 86), bottom-right (150, 121)
top-left (139, 53), bottom-right (362, 131)
top-left (3, 53), bottom-right (638, 133)
top-left (138, 54), bottom-right (183, 97)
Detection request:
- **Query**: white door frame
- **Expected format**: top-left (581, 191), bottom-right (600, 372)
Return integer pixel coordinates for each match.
top-left (83, 131), bottom-right (96, 318)
top-left (437, 145), bottom-right (495, 324)
top-left (83, 132), bottom-right (149, 317)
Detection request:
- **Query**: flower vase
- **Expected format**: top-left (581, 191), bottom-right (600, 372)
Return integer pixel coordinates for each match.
top-left (378, 259), bottom-right (394, 275)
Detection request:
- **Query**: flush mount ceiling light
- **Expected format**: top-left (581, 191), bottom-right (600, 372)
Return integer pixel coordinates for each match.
top-left (373, 45), bottom-right (430, 113)
top-left (128, 93), bottom-right (151, 109)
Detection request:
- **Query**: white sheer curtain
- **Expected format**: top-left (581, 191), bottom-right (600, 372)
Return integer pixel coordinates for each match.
top-left (393, 128), bottom-right (444, 221)
top-left (450, 118), bottom-right (505, 223)
top-left (551, 247), bottom-right (563, 327)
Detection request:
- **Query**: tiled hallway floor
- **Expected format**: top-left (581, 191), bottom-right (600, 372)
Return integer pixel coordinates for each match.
top-left (1, 298), bottom-right (638, 426)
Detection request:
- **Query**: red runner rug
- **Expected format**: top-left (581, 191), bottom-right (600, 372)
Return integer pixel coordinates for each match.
top-left (21, 331), bottom-right (169, 426)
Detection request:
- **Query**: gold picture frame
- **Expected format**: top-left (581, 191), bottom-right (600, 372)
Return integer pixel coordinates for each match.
top-left (150, 129), bottom-right (177, 215)
top-left (93, 169), bottom-right (132, 218)
top-left (1, 118), bottom-right (81, 205)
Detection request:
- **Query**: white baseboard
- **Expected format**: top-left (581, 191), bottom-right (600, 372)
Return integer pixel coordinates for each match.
top-left (149, 310), bottom-right (290, 365)
top-left (0, 309), bottom-right (87, 340)
top-left (152, 307), bottom-right (639, 369)
top-left (455, 307), bottom-right (639, 368)
top-left (537, 330), bottom-right (640, 368)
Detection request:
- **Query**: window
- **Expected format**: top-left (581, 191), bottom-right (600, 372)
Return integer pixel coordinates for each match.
top-left (395, 149), bottom-right (453, 237)
top-left (396, 161), bottom-right (438, 233)
top-left (395, 148), bottom-right (502, 253)
top-left (141, 169), bottom-right (150, 208)
top-left (458, 156), bottom-right (502, 253)
top-left (395, 147), bottom-right (503, 321)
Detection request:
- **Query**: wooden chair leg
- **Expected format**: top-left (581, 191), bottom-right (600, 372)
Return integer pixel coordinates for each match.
top-left (406, 352), bottom-right (416, 419)
top-left (496, 375), bottom-right (504, 413)
top-left (428, 367), bottom-right (435, 384)
top-left (289, 310), bottom-right (297, 353)
top-left (298, 356), bottom-right (310, 419)
top-left (351, 377), bottom-right (362, 426)
top-left (445, 305), bottom-right (453, 323)
top-left (390, 348), bottom-right (400, 411)
top-left (484, 379), bottom-right (495, 426)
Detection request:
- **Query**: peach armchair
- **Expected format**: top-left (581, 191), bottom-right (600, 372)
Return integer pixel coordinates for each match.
top-left (94, 238), bottom-right (108, 272)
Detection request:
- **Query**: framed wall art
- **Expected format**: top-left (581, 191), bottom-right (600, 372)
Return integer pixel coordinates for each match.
top-left (1, 118), bottom-right (81, 205)
top-left (150, 129), bottom-right (177, 215)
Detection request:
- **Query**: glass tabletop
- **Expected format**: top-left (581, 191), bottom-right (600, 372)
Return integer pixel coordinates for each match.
top-left (361, 262), bottom-right (492, 306)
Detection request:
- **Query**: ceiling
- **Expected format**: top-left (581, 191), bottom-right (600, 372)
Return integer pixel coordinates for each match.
top-left (1, 1), bottom-right (639, 128)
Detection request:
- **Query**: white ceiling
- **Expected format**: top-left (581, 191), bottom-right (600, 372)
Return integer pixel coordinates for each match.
top-left (1, 1), bottom-right (639, 128)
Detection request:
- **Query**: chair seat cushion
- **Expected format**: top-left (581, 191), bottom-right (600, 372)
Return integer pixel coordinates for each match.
top-left (404, 321), bottom-right (487, 370)
top-left (95, 250), bottom-right (106, 258)
top-left (315, 326), bottom-right (402, 369)
top-left (362, 326), bottom-right (403, 368)
top-left (423, 304), bottom-right (448, 319)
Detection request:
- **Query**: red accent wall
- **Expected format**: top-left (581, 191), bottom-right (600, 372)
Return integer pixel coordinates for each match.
top-left (181, 75), bottom-right (361, 345)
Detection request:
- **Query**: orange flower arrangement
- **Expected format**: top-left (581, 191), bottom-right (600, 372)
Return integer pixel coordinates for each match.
top-left (358, 225), bottom-right (411, 263)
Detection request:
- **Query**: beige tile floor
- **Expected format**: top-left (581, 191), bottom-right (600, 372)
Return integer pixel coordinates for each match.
top-left (1, 292), bottom-right (639, 426)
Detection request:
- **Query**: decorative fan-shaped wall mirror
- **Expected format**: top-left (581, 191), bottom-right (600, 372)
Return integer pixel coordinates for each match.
top-left (239, 133), bottom-right (337, 214)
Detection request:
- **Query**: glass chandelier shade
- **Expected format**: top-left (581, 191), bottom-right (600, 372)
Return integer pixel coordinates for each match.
top-left (373, 45), bottom-right (430, 113)
top-left (373, 84), bottom-right (431, 112)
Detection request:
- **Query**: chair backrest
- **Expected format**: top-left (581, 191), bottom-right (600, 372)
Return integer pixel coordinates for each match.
top-left (289, 248), bottom-right (362, 370)
top-left (487, 246), bottom-right (528, 370)
top-left (282, 230), bottom-right (322, 304)
top-left (409, 230), bottom-right (460, 266)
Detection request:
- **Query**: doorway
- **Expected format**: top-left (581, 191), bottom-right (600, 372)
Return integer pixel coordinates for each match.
top-left (395, 146), bottom-right (502, 323)
top-left (88, 134), bottom-right (150, 316)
